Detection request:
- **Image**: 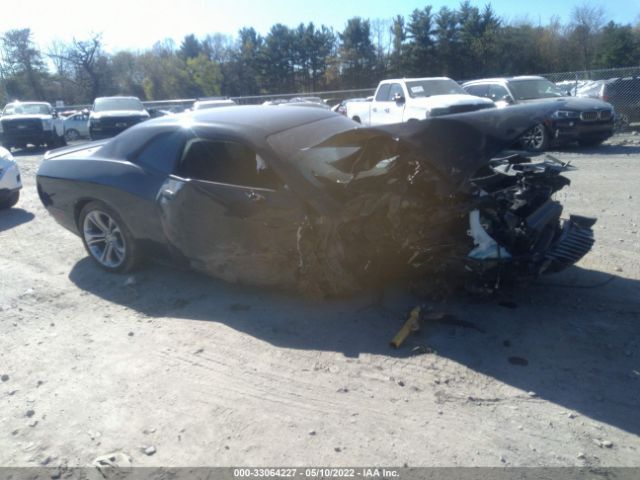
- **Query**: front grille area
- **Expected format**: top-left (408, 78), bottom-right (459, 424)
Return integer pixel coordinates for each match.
top-left (599, 110), bottom-right (612, 121)
top-left (99, 116), bottom-right (141, 128)
top-left (580, 110), bottom-right (613, 122)
top-left (2, 118), bottom-right (43, 134)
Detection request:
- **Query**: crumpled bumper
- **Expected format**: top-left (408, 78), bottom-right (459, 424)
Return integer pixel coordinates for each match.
top-left (544, 215), bottom-right (596, 273)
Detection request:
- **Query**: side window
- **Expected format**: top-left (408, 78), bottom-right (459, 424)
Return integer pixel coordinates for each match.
top-left (135, 131), bottom-right (186, 174)
top-left (488, 84), bottom-right (510, 101)
top-left (465, 84), bottom-right (489, 98)
top-left (375, 84), bottom-right (391, 102)
top-left (176, 139), bottom-right (283, 190)
top-left (388, 83), bottom-right (404, 101)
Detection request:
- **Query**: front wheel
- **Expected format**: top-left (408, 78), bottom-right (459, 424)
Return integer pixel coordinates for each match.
top-left (520, 123), bottom-right (549, 152)
top-left (65, 129), bottom-right (80, 141)
top-left (79, 201), bottom-right (141, 273)
top-left (0, 190), bottom-right (19, 209)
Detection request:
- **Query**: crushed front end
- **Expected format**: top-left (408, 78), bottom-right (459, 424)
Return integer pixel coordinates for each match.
top-left (271, 104), bottom-right (596, 298)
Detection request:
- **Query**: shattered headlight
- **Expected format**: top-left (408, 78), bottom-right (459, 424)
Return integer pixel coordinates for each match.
top-left (41, 119), bottom-right (54, 130)
top-left (551, 110), bottom-right (580, 119)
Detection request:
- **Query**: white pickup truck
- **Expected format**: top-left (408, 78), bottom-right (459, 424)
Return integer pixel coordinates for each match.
top-left (346, 77), bottom-right (495, 126)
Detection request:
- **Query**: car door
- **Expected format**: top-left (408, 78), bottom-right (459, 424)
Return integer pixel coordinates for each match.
top-left (156, 135), bottom-right (307, 288)
top-left (386, 83), bottom-right (406, 123)
top-left (370, 84), bottom-right (391, 125)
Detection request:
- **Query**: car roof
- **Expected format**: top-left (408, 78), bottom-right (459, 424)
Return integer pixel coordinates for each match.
top-left (98, 105), bottom-right (338, 160)
top-left (381, 77), bottom-right (453, 83)
top-left (463, 76), bottom-right (546, 86)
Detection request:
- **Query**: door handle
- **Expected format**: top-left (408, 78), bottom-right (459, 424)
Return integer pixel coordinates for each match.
top-left (372, 108), bottom-right (377, 112)
top-left (384, 108), bottom-right (390, 113)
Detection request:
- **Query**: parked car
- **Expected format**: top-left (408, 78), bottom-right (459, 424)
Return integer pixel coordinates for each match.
top-left (63, 110), bottom-right (90, 141)
top-left (192, 98), bottom-right (237, 110)
top-left (0, 101), bottom-right (66, 151)
top-left (36, 103), bottom-right (595, 298)
top-left (346, 77), bottom-right (495, 125)
top-left (463, 76), bottom-right (614, 151)
top-left (89, 96), bottom-right (149, 140)
top-left (0, 146), bottom-right (22, 209)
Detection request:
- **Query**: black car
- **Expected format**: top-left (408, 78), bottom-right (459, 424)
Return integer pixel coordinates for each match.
top-left (463, 76), bottom-right (614, 151)
top-left (37, 105), bottom-right (595, 297)
top-left (89, 96), bottom-right (150, 140)
top-left (0, 101), bottom-right (67, 150)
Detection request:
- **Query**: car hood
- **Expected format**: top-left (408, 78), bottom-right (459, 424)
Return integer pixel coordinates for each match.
top-left (266, 101), bottom-right (564, 216)
top-left (1, 114), bottom-right (51, 121)
top-left (90, 110), bottom-right (149, 119)
top-left (517, 96), bottom-right (612, 110)
top-left (410, 94), bottom-right (494, 108)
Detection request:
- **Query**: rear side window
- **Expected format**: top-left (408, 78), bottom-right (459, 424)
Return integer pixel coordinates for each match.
top-left (135, 131), bottom-right (186, 174)
top-left (375, 84), bottom-right (391, 102)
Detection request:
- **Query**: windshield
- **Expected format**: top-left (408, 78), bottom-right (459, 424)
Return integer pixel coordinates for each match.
top-left (508, 79), bottom-right (565, 100)
top-left (94, 97), bottom-right (144, 112)
top-left (2, 103), bottom-right (52, 115)
top-left (405, 79), bottom-right (466, 98)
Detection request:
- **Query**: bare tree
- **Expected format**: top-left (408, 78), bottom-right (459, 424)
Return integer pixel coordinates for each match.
top-left (570, 3), bottom-right (605, 70)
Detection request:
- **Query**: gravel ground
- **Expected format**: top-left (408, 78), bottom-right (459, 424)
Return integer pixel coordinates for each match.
top-left (0, 134), bottom-right (639, 469)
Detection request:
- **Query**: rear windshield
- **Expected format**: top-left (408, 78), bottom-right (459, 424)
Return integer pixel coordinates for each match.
top-left (2, 103), bottom-right (52, 115)
top-left (94, 98), bottom-right (144, 112)
top-left (405, 79), bottom-right (466, 98)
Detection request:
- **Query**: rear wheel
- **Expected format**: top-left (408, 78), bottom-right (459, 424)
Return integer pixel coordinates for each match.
top-left (520, 123), bottom-right (549, 152)
top-left (79, 201), bottom-right (141, 273)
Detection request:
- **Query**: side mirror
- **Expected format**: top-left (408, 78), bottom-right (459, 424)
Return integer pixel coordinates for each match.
top-left (393, 93), bottom-right (405, 104)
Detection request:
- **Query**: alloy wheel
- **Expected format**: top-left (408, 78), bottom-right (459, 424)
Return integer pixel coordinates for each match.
top-left (82, 210), bottom-right (126, 268)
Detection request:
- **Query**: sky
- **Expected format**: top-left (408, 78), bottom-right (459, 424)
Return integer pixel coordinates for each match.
top-left (1, 0), bottom-right (639, 53)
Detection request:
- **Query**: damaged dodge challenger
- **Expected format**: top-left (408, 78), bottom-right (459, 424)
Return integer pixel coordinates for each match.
top-left (36, 105), bottom-right (595, 297)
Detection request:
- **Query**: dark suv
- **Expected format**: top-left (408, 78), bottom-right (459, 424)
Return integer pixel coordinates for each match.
top-left (463, 76), bottom-right (614, 151)
top-left (89, 96), bottom-right (149, 140)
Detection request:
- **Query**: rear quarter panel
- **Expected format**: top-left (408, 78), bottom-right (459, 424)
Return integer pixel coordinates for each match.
top-left (37, 158), bottom-right (167, 244)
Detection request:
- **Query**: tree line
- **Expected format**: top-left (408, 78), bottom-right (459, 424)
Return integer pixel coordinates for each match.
top-left (1, 1), bottom-right (639, 106)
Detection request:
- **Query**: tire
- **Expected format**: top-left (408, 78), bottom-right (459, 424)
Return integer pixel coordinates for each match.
top-left (65, 129), bottom-right (80, 141)
top-left (520, 123), bottom-right (549, 152)
top-left (79, 200), bottom-right (141, 273)
top-left (0, 190), bottom-right (19, 209)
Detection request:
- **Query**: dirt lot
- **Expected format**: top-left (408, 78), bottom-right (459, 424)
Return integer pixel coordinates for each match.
top-left (1, 134), bottom-right (639, 469)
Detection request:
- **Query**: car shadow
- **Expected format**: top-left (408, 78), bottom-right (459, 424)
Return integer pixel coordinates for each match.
top-left (0, 208), bottom-right (35, 232)
top-left (68, 259), bottom-right (640, 436)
